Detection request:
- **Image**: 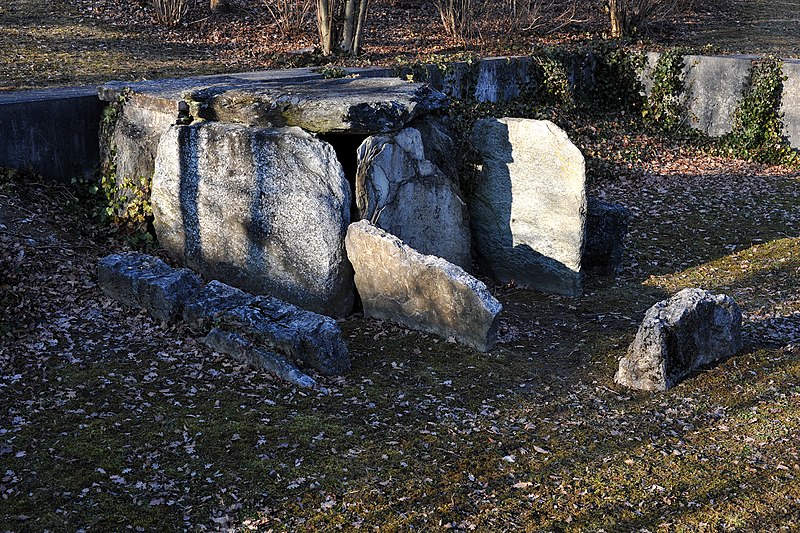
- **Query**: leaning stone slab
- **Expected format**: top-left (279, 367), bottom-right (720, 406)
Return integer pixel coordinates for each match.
top-left (184, 281), bottom-right (350, 376)
top-left (469, 117), bottom-right (586, 296)
top-left (615, 288), bottom-right (743, 391)
top-left (152, 122), bottom-right (354, 318)
top-left (355, 126), bottom-right (472, 270)
top-left (345, 220), bottom-right (502, 352)
top-left (97, 252), bottom-right (201, 323)
top-left (203, 328), bottom-right (318, 389)
top-left (583, 198), bottom-right (631, 276)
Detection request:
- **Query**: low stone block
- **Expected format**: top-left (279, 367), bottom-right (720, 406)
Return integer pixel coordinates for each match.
top-left (615, 288), bottom-right (743, 391)
top-left (345, 220), bottom-right (502, 352)
top-left (97, 252), bottom-right (202, 323)
top-left (184, 281), bottom-right (350, 376)
top-left (583, 198), bottom-right (631, 276)
top-left (203, 328), bottom-right (318, 389)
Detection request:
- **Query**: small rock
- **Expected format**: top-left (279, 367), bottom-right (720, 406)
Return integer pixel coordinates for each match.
top-left (615, 288), bottom-right (743, 391)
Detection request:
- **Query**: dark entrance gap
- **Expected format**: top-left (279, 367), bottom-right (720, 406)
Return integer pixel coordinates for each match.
top-left (318, 133), bottom-right (370, 222)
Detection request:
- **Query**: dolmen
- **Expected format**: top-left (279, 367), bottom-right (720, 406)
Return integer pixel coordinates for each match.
top-left (99, 68), bottom-right (631, 355)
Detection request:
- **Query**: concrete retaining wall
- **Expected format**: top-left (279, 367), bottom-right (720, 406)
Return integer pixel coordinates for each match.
top-left (0, 86), bottom-right (106, 183)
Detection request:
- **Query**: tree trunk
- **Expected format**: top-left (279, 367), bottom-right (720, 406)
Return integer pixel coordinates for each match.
top-left (341, 0), bottom-right (358, 53)
top-left (608, 0), bottom-right (625, 38)
top-left (352, 0), bottom-right (369, 55)
top-left (317, 0), bottom-right (335, 55)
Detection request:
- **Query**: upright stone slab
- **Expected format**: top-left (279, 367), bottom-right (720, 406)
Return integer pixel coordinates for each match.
top-left (152, 122), bottom-right (354, 318)
top-left (355, 126), bottom-right (472, 270)
top-left (615, 288), bottom-right (743, 391)
top-left (345, 221), bottom-right (502, 352)
top-left (469, 118), bottom-right (586, 296)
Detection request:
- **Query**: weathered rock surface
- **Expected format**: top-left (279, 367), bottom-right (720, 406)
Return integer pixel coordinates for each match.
top-left (152, 122), bottom-right (354, 318)
top-left (345, 220), bottom-right (502, 351)
top-left (583, 198), bottom-right (631, 276)
top-left (469, 117), bottom-right (587, 296)
top-left (100, 72), bottom-right (446, 135)
top-left (109, 103), bottom-right (177, 192)
top-left (615, 288), bottom-right (743, 391)
top-left (185, 281), bottom-right (350, 376)
top-left (355, 126), bottom-right (472, 270)
top-left (203, 328), bottom-right (318, 389)
top-left (97, 252), bottom-right (201, 323)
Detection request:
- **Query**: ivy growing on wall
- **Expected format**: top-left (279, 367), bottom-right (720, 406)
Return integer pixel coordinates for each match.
top-left (643, 48), bottom-right (687, 131)
top-left (719, 56), bottom-right (799, 166)
top-left (83, 88), bottom-right (156, 244)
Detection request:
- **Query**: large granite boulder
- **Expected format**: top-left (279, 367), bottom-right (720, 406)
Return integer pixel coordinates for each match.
top-left (151, 122), bottom-right (354, 318)
top-left (615, 288), bottom-right (743, 391)
top-left (345, 220), bottom-right (502, 352)
top-left (583, 198), bottom-right (631, 276)
top-left (355, 126), bottom-right (472, 270)
top-left (184, 281), bottom-right (350, 376)
top-left (469, 118), bottom-right (587, 296)
top-left (97, 252), bottom-right (202, 323)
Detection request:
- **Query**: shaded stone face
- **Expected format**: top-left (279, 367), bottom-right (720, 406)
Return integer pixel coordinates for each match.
top-left (583, 198), bottom-right (631, 276)
top-left (469, 117), bottom-right (587, 296)
top-left (151, 122), bottom-right (354, 318)
top-left (345, 220), bottom-right (502, 352)
top-left (615, 288), bottom-right (743, 391)
top-left (355, 125), bottom-right (472, 270)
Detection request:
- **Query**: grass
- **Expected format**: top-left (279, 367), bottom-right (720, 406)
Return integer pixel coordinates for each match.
top-left (2, 155), bottom-right (799, 529)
